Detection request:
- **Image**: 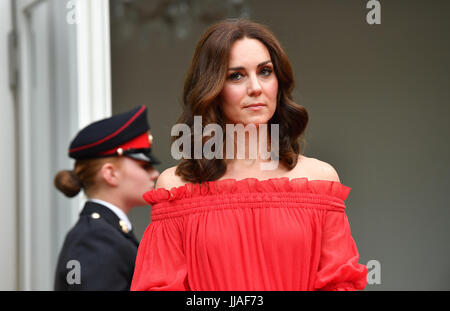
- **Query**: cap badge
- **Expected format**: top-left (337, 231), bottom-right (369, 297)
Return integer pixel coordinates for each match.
top-left (148, 133), bottom-right (153, 146)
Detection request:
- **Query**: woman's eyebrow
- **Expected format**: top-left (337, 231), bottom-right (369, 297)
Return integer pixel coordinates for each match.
top-left (228, 60), bottom-right (272, 71)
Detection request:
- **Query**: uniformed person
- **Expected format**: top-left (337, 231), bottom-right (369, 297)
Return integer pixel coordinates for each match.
top-left (54, 105), bottom-right (160, 291)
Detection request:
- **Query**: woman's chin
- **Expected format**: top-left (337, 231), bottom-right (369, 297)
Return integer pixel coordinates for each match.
top-left (243, 118), bottom-right (271, 126)
top-left (227, 115), bottom-right (268, 126)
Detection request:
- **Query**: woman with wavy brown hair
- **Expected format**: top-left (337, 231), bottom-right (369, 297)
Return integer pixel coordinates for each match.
top-left (131, 19), bottom-right (367, 291)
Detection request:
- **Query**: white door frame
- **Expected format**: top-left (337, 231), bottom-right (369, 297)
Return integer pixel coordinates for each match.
top-left (15, 0), bottom-right (112, 290)
top-left (76, 0), bottom-right (112, 126)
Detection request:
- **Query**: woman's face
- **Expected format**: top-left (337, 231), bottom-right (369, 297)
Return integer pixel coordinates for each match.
top-left (118, 157), bottom-right (159, 207)
top-left (219, 37), bottom-right (278, 126)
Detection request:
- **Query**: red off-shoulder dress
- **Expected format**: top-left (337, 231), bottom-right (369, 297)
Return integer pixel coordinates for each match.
top-left (131, 177), bottom-right (367, 291)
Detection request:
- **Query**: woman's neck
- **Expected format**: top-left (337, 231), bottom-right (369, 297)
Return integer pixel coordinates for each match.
top-left (223, 123), bottom-right (278, 171)
top-left (88, 192), bottom-right (132, 214)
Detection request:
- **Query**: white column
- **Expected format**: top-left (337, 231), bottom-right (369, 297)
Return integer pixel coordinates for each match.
top-left (14, 0), bottom-right (112, 290)
top-left (76, 0), bottom-right (112, 128)
top-left (0, 0), bottom-right (18, 291)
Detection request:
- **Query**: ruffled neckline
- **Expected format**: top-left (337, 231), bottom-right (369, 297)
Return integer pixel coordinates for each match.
top-left (143, 177), bottom-right (351, 205)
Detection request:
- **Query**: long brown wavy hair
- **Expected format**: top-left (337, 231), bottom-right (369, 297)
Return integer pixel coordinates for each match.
top-left (174, 19), bottom-right (309, 183)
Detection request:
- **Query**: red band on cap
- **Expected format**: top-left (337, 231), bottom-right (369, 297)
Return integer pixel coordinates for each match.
top-left (70, 105), bottom-right (146, 153)
top-left (97, 132), bottom-right (151, 156)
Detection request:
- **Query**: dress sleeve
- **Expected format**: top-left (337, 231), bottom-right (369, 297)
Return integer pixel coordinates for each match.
top-left (314, 210), bottom-right (368, 291)
top-left (130, 216), bottom-right (189, 291)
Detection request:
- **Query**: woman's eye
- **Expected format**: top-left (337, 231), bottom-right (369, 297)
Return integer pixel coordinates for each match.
top-left (228, 72), bottom-right (243, 81)
top-left (260, 67), bottom-right (273, 76)
top-left (141, 164), bottom-right (152, 170)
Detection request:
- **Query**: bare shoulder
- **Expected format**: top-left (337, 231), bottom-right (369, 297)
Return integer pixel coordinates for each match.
top-left (155, 165), bottom-right (190, 189)
top-left (295, 155), bottom-right (341, 183)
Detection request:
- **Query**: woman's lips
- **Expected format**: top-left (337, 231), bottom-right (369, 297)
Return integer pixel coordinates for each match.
top-left (244, 103), bottom-right (266, 111)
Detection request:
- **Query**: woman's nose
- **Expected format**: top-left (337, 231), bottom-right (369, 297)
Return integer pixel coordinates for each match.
top-left (149, 169), bottom-right (160, 181)
top-left (247, 74), bottom-right (262, 97)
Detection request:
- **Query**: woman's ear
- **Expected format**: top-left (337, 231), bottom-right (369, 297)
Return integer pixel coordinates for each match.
top-left (99, 162), bottom-right (120, 187)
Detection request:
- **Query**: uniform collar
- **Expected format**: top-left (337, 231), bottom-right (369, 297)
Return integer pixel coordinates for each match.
top-left (87, 198), bottom-right (132, 231)
top-left (80, 201), bottom-right (139, 246)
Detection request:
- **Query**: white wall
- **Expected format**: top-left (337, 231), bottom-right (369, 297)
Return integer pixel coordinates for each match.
top-left (0, 0), bottom-right (17, 290)
top-left (13, 0), bottom-right (111, 290)
top-left (0, 0), bottom-right (112, 290)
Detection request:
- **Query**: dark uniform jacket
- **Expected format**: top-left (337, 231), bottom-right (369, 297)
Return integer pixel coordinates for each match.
top-left (54, 201), bottom-right (139, 290)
